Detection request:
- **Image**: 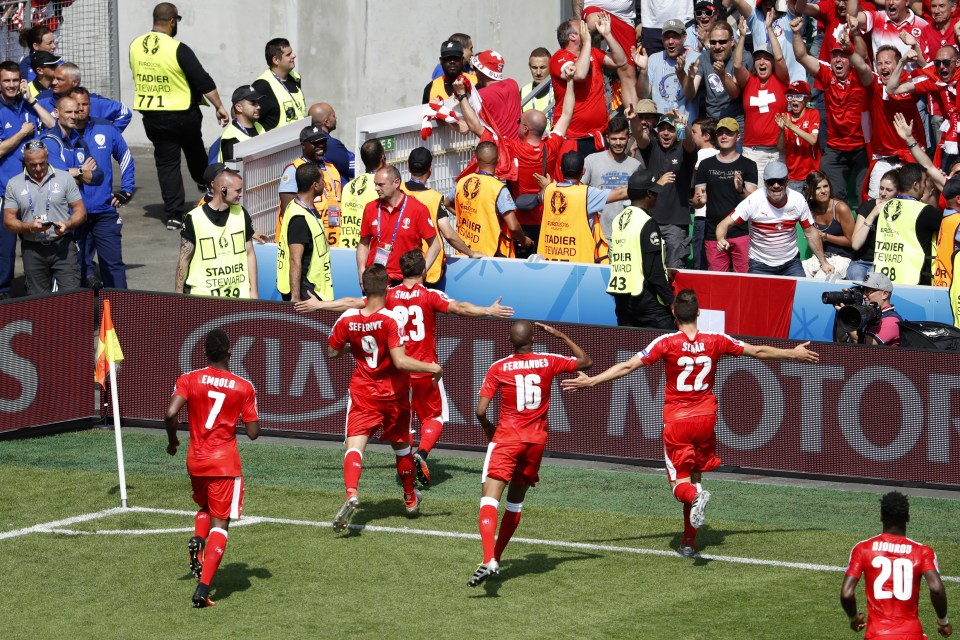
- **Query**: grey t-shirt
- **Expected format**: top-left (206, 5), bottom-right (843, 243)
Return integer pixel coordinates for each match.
top-left (697, 50), bottom-right (751, 120)
top-left (5, 167), bottom-right (81, 242)
top-left (582, 150), bottom-right (641, 239)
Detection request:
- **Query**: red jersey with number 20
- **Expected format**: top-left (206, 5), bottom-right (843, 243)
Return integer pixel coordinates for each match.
top-left (385, 283), bottom-right (450, 380)
top-left (480, 352), bottom-right (578, 445)
top-left (845, 533), bottom-right (939, 638)
top-left (329, 307), bottom-right (408, 401)
top-left (639, 331), bottom-right (745, 423)
top-left (174, 366), bottom-right (258, 477)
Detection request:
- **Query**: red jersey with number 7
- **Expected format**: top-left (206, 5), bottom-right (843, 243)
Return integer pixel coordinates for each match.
top-left (480, 352), bottom-right (578, 445)
top-left (329, 307), bottom-right (409, 401)
top-left (845, 533), bottom-right (939, 637)
top-left (174, 366), bottom-right (258, 477)
top-left (386, 283), bottom-right (450, 380)
top-left (639, 331), bottom-right (745, 423)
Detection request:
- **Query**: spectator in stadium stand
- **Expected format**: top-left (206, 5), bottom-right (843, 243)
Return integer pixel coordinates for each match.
top-left (129, 3), bottom-right (230, 231)
top-left (690, 116), bottom-right (719, 270)
top-left (40, 95), bottom-right (102, 194)
top-left (18, 24), bottom-right (55, 85)
top-left (685, 1), bottom-right (723, 53)
top-left (849, 170), bottom-right (898, 281)
top-left (469, 319), bottom-right (592, 587)
top-left (775, 80), bottom-right (819, 193)
top-left (216, 85), bottom-right (264, 163)
top-left (423, 39), bottom-right (478, 104)
top-left (637, 0), bottom-right (694, 54)
top-left (583, 114), bottom-right (641, 240)
top-left (604, 170), bottom-right (674, 329)
top-left (276, 163), bottom-right (334, 303)
top-left (731, 0), bottom-right (806, 82)
top-left (357, 165), bottom-right (441, 287)
top-left (445, 141), bottom-right (533, 258)
top-left (789, 0), bottom-right (851, 67)
top-left (26, 50), bottom-right (59, 99)
top-left (550, 14), bottom-right (627, 157)
top-left (628, 98), bottom-right (662, 159)
top-left (339, 138), bottom-right (384, 249)
top-left (471, 50), bottom-right (521, 141)
top-left (520, 47), bottom-right (554, 132)
top-left (563, 288), bottom-right (819, 557)
top-left (842, 492), bottom-right (952, 638)
top-left (802, 170), bottom-right (855, 278)
top-left (276, 125), bottom-right (341, 248)
top-left (10, 1), bottom-right (74, 49)
top-left (175, 169), bottom-right (259, 299)
top-left (578, 0), bottom-right (639, 117)
top-left (929, 0), bottom-right (960, 49)
top-left (309, 102), bottom-right (354, 180)
top-left (716, 160), bottom-right (834, 277)
top-left (683, 21), bottom-right (750, 142)
top-left (252, 37), bottom-right (306, 131)
top-left (693, 117), bottom-right (757, 273)
top-left (163, 328), bottom-right (260, 609)
top-left (37, 62), bottom-right (131, 132)
top-left (857, 0), bottom-right (937, 64)
top-left (637, 19), bottom-right (699, 125)
top-left (430, 32), bottom-right (474, 80)
top-left (634, 112), bottom-right (698, 269)
top-left (70, 86), bottom-right (135, 289)
top-left (790, 18), bottom-right (868, 202)
top-left (2, 140), bottom-right (85, 294)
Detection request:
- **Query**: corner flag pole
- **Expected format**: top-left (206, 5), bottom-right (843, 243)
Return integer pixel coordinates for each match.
top-left (109, 359), bottom-right (128, 508)
top-left (96, 299), bottom-right (128, 508)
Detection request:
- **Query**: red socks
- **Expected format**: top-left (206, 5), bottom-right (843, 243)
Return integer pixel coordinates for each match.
top-left (683, 502), bottom-right (697, 544)
top-left (479, 498), bottom-right (499, 563)
top-left (673, 481), bottom-right (697, 505)
top-left (395, 449), bottom-right (416, 495)
top-left (199, 527), bottom-right (227, 586)
top-left (494, 501), bottom-right (523, 561)
top-left (343, 448), bottom-right (363, 497)
top-left (418, 418), bottom-right (443, 455)
top-left (194, 510), bottom-right (211, 539)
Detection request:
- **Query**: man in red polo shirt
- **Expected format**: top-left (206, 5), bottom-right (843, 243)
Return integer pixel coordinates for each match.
top-left (356, 165), bottom-right (440, 287)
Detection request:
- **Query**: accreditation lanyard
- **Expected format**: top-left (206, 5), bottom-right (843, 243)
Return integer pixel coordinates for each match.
top-left (233, 119), bottom-right (253, 136)
top-left (26, 179), bottom-right (51, 219)
top-left (295, 196), bottom-right (321, 220)
top-left (271, 71), bottom-right (300, 106)
top-left (376, 195), bottom-right (408, 247)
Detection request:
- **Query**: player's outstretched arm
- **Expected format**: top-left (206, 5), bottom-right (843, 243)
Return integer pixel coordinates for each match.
top-left (741, 341), bottom-right (819, 363)
top-left (447, 296), bottom-right (515, 318)
top-left (164, 395), bottom-right (187, 455)
top-left (535, 322), bottom-right (592, 370)
top-left (476, 396), bottom-right (496, 441)
top-left (561, 354), bottom-right (645, 391)
top-left (390, 346), bottom-right (443, 382)
top-left (840, 575), bottom-right (866, 632)
top-left (294, 290), bottom-right (365, 314)
top-left (925, 570), bottom-right (953, 637)
top-left (244, 420), bottom-right (261, 441)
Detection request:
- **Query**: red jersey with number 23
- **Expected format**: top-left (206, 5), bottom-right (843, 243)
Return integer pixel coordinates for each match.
top-left (329, 307), bottom-right (408, 401)
top-left (639, 331), bottom-right (745, 423)
top-left (845, 533), bottom-right (939, 638)
top-left (480, 352), bottom-right (578, 445)
top-left (174, 366), bottom-right (259, 477)
top-left (385, 283), bottom-right (450, 380)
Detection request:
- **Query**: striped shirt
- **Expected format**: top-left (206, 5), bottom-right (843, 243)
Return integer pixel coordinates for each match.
top-left (730, 189), bottom-right (813, 266)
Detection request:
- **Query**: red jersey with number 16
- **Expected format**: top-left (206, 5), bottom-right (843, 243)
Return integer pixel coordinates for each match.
top-left (329, 307), bottom-right (409, 401)
top-left (480, 352), bottom-right (578, 445)
top-left (386, 283), bottom-right (450, 380)
top-left (174, 366), bottom-right (258, 477)
top-left (845, 533), bottom-right (939, 638)
top-left (639, 331), bottom-right (745, 423)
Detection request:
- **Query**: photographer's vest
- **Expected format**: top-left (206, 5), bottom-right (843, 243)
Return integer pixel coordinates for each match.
top-left (184, 205), bottom-right (250, 298)
top-left (276, 198), bottom-right (333, 300)
top-left (402, 183), bottom-right (446, 284)
top-left (339, 172), bottom-right (377, 249)
top-left (255, 69), bottom-right (306, 127)
top-left (874, 197), bottom-right (930, 285)
top-left (129, 31), bottom-right (192, 111)
top-left (217, 120), bottom-right (265, 162)
top-left (933, 213), bottom-right (960, 287)
top-left (276, 158), bottom-right (342, 248)
top-left (606, 206), bottom-right (664, 298)
top-left (426, 72), bottom-right (478, 102)
top-left (454, 173), bottom-right (514, 258)
top-left (540, 183), bottom-right (608, 264)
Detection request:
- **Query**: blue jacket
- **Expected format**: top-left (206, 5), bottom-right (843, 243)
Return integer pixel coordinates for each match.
top-left (41, 123), bottom-right (104, 188)
top-left (0, 97), bottom-right (43, 189)
top-left (36, 89), bottom-right (132, 132)
top-left (77, 117), bottom-right (135, 213)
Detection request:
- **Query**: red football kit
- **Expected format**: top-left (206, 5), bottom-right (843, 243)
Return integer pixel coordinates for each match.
top-left (846, 533), bottom-right (940, 638)
top-left (550, 47), bottom-right (609, 139)
top-left (817, 64), bottom-right (868, 151)
top-left (866, 75), bottom-right (925, 159)
top-left (742, 75), bottom-right (787, 147)
top-left (359, 194), bottom-right (437, 281)
top-left (783, 108), bottom-right (821, 180)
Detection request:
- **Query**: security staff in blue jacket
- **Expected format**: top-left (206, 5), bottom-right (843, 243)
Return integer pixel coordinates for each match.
top-left (36, 62), bottom-right (132, 132)
top-left (71, 86), bottom-right (135, 288)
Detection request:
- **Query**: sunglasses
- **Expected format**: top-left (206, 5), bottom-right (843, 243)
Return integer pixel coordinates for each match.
top-left (174, 15), bottom-right (182, 22)
top-left (933, 59), bottom-right (955, 67)
top-left (765, 178), bottom-right (786, 187)
top-left (696, 8), bottom-right (716, 16)
top-left (23, 140), bottom-right (45, 151)
top-left (709, 39), bottom-right (729, 46)
top-left (786, 95), bottom-right (807, 102)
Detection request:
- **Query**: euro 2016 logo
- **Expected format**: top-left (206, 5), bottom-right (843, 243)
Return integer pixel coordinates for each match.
top-left (550, 190), bottom-right (567, 215)
top-left (618, 210), bottom-right (632, 231)
top-left (218, 237), bottom-right (229, 251)
top-left (462, 176), bottom-right (481, 200)
top-left (351, 176), bottom-right (367, 196)
top-left (142, 34), bottom-right (160, 55)
top-left (884, 200), bottom-right (902, 223)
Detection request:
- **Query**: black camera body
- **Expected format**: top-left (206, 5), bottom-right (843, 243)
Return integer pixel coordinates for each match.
top-left (837, 302), bottom-right (883, 334)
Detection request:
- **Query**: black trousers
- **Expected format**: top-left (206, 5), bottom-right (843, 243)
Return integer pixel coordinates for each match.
top-left (612, 292), bottom-right (675, 331)
top-left (142, 108), bottom-right (208, 220)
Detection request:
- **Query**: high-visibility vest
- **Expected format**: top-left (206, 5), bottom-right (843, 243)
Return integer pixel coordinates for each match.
top-left (402, 184), bottom-right (446, 283)
top-left (933, 213), bottom-right (960, 287)
top-left (276, 158), bottom-right (342, 247)
top-left (217, 120), bottom-right (265, 162)
top-left (520, 81), bottom-right (553, 132)
top-left (540, 183), bottom-right (608, 264)
top-left (276, 198), bottom-right (333, 300)
top-left (951, 250), bottom-right (960, 329)
top-left (454, 172), bottom-right (515, 258)
top-left (874, 197), bottom-right (931, 285)
top-left (255, 69), bottom-right (306, 127)
top-left (184, 205), bottom-right (250, 298)
top-left (425, 72), bottom-right (478, 102)
top-left (339, 172), bottom-right (377, 249)
top-left (606, 205), bottom-right (664, 298)
top-left (129, 31), bottom-right (192, 111)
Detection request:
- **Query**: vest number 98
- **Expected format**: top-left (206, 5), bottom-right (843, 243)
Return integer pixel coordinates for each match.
top-left (513, 374), bottom-right (542, 411)
top-left (871, 556), bottom-right (913, 601)
top-left (880, 266), bottom-right (897, 281)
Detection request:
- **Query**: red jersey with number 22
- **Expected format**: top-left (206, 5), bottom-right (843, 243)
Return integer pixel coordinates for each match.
top-left (845, 533), bottom-right (939, 638)
top-left (385, 283), bottom-right (450, 379)
top-left (174, 366), bottom-right (259, 477)
top-left (329, 308), bottom-right (408, 401)
top-left (639, 331), bottom-right (745, 423)
top-left (480, 352), bottom-right (578, 445)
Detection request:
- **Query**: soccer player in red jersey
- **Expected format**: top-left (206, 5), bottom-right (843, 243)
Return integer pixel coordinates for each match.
top-left (468, 320), bottom-right (592, 586)
top-left (327, 264), bottom-right (442, 532)
top-left (562, 289), bottom-right (818, 556)
top-left (387, 249), bottom-right (514, 487)
top-left (164, 329), bottom-right (260, 608)
top-left (841, 491), bottom-right (953, 639)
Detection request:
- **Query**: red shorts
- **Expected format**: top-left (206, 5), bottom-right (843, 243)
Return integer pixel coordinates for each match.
top-left (662, 414), bottom-right (721, 482)
top-left (345, 393), bottom-right (411, 443)
top-left (191, 475), bottom-right (244, 520)
top-left (482, 440), bottom-right (545, 486)
top-left (865, 634), bottom-right (926, 640)
top-left (410, 377), bottom-right (448, 424)
top-left (582, 6), bottom-right (636, 66)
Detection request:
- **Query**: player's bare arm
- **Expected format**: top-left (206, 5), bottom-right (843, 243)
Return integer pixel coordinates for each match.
top-left (163, 394), bottom-right (187, 455)
top-left (741, 341), bottom-right (819, 363)
top-left (475, 395), bottom-right (496, 441)
top-left (535, 322), bottom-right (592, 370)
top-left (925, 569), bottom-right (953, 637)
top-left (243, 420), bottom-right (261, 441)
top-left (447, 296), bottom-right (515, 318)
top-left (389, 345), bottom-right (442, 382)
top-left (840, 575), bottom-right (867, 631)
top-left (295, 290), bottom-right (365, 314)
top-left (561, 353), bottom-right (644, 391)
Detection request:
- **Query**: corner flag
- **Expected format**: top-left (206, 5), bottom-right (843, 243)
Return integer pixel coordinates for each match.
top-left (95, 299), bottom-right (124, 387)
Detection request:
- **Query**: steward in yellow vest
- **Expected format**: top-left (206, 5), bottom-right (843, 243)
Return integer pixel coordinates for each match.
top-left (340, 172), bottom-right (378, 249)
top-left (217, 85), bottom-right (265, 162)
top-left (423, 39), bottom-right (478, 104)
top-left (933, 212), bottom-right (960, 288)
top-left (873, 172), bottom-right (942, 285)
top-left (277, 164), bottom-right (334, 302)
top-left (276, 126), bottom-right (341, 246)
top-left (252, 38), bottom-right (306, 130)
top-left (402, 179), bottom-right (447, 284)
top-left (540, 182), bottom-right (609, 264)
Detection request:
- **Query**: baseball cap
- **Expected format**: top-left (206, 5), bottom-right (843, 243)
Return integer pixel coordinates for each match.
top-left (408, 147), bottom-right (432, 174)
top-left (786, 80), bottom-right (811, 96)
top-left (440, 39), bottom-right (464, 59)
top-left (862, 272), bottom-right (893, 292)
top-left (716, 117), bottom-right (739, 133)
top-left (627, 170), bottom-right (664, 198)
top-left (695, 0), bottom-right (718, 9)
top-left (635, 98), bottom-right (661, 117)
top-left (231, 85), bottom-right (262, 104)
top-left (762, 161), bottom-right (789, 181)
top-left (943, 174), bottom-right (960, 200)
top-left (753, 43), bottom-right (774, 57)
top-left (31, 51), bottom-right (61, 68)
top-left (471, 50), bottom-right (505, 81)
top-left (656, 114), bottom-right (679, 129)
top-left (662, 19), bottom-right (686, 35)
top-left (202, 162), bottom-right (226, 187)
top-left (299, 125), bottom-right (328, 144)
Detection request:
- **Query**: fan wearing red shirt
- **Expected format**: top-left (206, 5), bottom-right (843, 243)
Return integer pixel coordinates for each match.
top-left (327, 264), bottom-right (443, 533)
top-left (562, 289), bottom-right (818, 557)
top-left (467, 320), bottom-right (592, 587)
top-left (775, 80), bottom-right (820, 188)
top-left (164, 329), bottom-right (260, 609)
top-left (356, 165), bottom-right (440, 287)
top-left (841, 491), bottom-right (953, 639)
top-left (387, 249), bottom-right (515, 488)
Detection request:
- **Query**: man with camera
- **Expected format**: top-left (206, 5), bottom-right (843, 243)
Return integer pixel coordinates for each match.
top-left (827, 272), bottom-right (902, 346)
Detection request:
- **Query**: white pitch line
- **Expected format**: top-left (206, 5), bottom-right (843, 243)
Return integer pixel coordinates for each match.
top-left (4, 506), bottom-right (959, 583)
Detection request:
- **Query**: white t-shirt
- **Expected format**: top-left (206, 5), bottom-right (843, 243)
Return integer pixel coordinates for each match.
top-left (730, 188), bottom-right (813, 266)
top-left (587, 0), bottom-right (636, 23)
top-left (641, 0), bottom-right (693, 29)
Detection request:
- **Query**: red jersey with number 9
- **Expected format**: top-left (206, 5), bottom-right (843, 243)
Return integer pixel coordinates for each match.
top-left (329, 307), bottom-right (409, 401)
top-left (639, 331), bottom-right (745, 423)
top-left (174, 366), bottom-right (258, 477)
top-left (386, 283), bottom-right (450, 380)
top-left (845, 533), bottom-right (939, 637)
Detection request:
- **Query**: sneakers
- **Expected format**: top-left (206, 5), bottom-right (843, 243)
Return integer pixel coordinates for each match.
top-left (690, 489), bottom-right (712, 529)
top-left (404, 489), bottom-right (423, 515)
top-left (187, 535), bottom-right (205, 580)
top-left (467, 560), bottom-right (500, 587)
top-left (678, 543), bottom-right (696, 558)
top-left (413, 451), bottom-right (431, 488)
top-left (166, 217), bottom-right (183, 230)
top-left (333, 494), bottom-right (360, 533)
top-left (192, 582), bottom-right (215, 608)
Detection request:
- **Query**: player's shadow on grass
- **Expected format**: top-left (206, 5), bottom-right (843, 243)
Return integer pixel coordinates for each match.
top-left (471, 550), bottom-right (603, 597)
top-left (210, 563), bottom-right (272, 602)
top-left (336, 498), bottom-right (452, 534)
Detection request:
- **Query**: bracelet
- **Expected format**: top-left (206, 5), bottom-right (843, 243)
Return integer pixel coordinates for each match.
top-left (26, 100), bottom-right (36, 106)
top-left (938, 617), bottom-right (950, 626)
top-left (907, 141), bottom-right (917, 149)
top-left (455, 94), bottom-right (467, 101)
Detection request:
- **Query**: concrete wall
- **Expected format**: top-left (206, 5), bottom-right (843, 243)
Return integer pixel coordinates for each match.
top-left (118, 0), bottom-right (566, 151)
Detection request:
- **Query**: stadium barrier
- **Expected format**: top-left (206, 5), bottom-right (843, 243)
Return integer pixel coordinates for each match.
top-left (2, 289), bottom-right (960, 488)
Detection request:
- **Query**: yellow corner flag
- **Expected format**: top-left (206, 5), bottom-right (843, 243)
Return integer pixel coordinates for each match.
top-left (95, 298), bottom-right (125, 387)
